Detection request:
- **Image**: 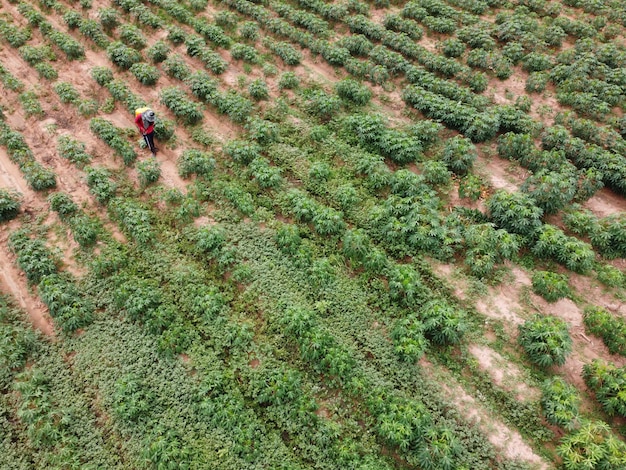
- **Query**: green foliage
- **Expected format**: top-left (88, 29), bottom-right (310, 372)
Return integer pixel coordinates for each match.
top-left (518, 315), bottom-right (572, 367)
top-left (97, 7), bottom-right (119, 30)
top-left (531, 271), bottom-right (570, 302)
top-left (69, 214), bottom-right (99, 248)
top-left (462, 222), bottom-right (520, 278)
top-left (304, 90), bottom-right (342, 121)
top-left (441, 136), bottom-right (477, 176)
top-left (22, 161), bottom-right (56, 191)
top-left (419, 299), bottom-right (467, 346)
top-left (223, 140), bottom-right (261, 165)
top-left (265, 39), bottom-right (301, 65)
top-left (177, 149), bottom-right (215, 178)
top-left (532, 225), bottom-right (595, 274)
top-left (153, 119), bottom-right (175, 142)
top-left (147, 40), bottom-right (169, 63)
top-left (48, 192), bottom-right (78, 220)
top-left (521, 169), bottom-right (577, 215)
top-left (112, 374), bottom-right (154, 423)
top-left (487, 190), bottom-right (543, 238)
top-left (421, 160), bottom-right (451, 186)
top-left (540, 377), bottom-right (580, 428)
top-left (162, 54), bottom-right (191, 81)
top-left (39, 273), bottom-right (94, 331)
top-left (249, 157), bottom-right (282, 189)
top-left (391, 316), bottom-right (428, 362)
top-left (118, 24), bottom-right (147, 50)
top-left (0, 189), bottom-right (21, 222)
top-left (106, 41), bottom-right (142, 69)
top-left (85, 166), bottom-right (116, 204)
top-left (136, 158), bottom-right (161, 187)
top-left (583, 306), bottom-right (626, 356)
top-left (583, 360), bottom-right (626, 417)
top-left (159, 87), bottom-right (203, 125)
top-left (557, 420), bottom-right (626, 470)
top-left (110, 198), bottom-right (154, 244)
top-left (230, 43), bottom-right (259, 63)
top-left (213, 91), bottom-right (254, 124)
top-left (129, 62), bottom-right (160, 86)
top-left (89, 118), bottom-right (136, 165)
top-left (90, 66), bottom-right (114, 86)
top-left (19, 91), bottom-right (44, 117)
top-left (0, 19), bottom-right (31, 48)
top-left (8, 230), bottom-right (57, 284)
top-left (19, 45), bottom-right (54, 65)
top-left (595, 264), bottom-right (625, 288)
top-left (57, 135), bottom-right (91, 167)
top-left (54, 82), bottom-right (80, 104)
top-left (248, 78), bottom-right (269, 101)
top-left (239, 21), bottom-right (259, 41)
top-left (278, 71), bottom-right (299, 90)
top-left (336, 78), bottom-right (372, 106)
top-left (442, 38), bottom-right (465, 58)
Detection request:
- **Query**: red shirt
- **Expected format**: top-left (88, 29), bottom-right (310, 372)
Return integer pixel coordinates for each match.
top-left (135, 113), bottom-right (154, 134)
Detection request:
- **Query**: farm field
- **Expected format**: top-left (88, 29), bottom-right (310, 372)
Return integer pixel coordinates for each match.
top-left (2, 0), bottom-right (626, 467)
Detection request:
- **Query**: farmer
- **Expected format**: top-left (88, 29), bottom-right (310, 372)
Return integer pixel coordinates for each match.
top-left (134, 107), bottom-right (157, 155)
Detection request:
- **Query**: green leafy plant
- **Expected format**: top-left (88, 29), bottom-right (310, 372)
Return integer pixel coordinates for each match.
top-left (583, 306), bottom-right (626, 356)
top-left (118, 24), bottom-right (147, 50)
top-left (162, 54), bottom-right (191, 81)
top-left (147, 40), bottom-right (169, 63)
top-left (69, 214), bottom-right (99, 248)
top-left (518, 315), bottom-right (572, 367)
top-left (48, 192), bottom-right (78, 220)
top-left (8, 230), bottom-right (57, 284)
top-left (38, 273), bottom-right (93, 331)
top-left (54, 82), bottom-right (80, 104)
top-left (0, 189), bottom-right (21, 222)
top-left (57, 135), bottom-right (92, 167)
top-left (531, 271), bottom-right (570, 302)
top-left (278, 71), bottom-right (299, 90)
top-left (248, 78), bottom-right (269, 101)
top-left (336, 78), bottom-right (372, 106)
top-left (583, 360), bottom-right (626, 417)
top-left (90, 66), bottom-right (114, 86)
top-left (89, 118), bottom-right (136, 165)
top-left (159, 87), bottom-right (203, 125)
top-left (136, 158), bottom-right (161, 187)
top-left (129, 63), bottom-right (160, 86)
top-left (540, 377), bottom-right (580, 428)
top-left (487, 190), bottom-right (543, 238)
top-left (391, 315), bottom-right (428, 362)
top-left (442, 136), bottom-right (477, 176)
top-left (85, 166), bottom-right (116, 204)
top-left (19, 91), bottom-right (44, 117)
top-left (177, 149), bottom-right (215, 178)
top-left (557, 420), bottom-right (626, 470)
top-left (107, 41), bottom-right (142, 69)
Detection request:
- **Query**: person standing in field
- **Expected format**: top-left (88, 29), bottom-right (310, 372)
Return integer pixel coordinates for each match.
top-left (134, 107), bottom-right (157, 156)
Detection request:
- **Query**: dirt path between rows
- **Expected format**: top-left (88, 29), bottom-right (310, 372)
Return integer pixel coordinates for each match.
top-left (420, 358), bottom-right (551, 469)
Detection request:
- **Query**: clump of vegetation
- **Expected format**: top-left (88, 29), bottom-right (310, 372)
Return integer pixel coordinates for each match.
top-left (57, 136), bottom-right (92, 167)
top-left (177, 149), bottom-right (215, 179)
top-left (518, 315), bottom-right (572, 367)
top-left (136, 158), bottom-right (161, 187)
top-left (540, 377), bottom-right (580, 428)
top-left (0, 189), bottom-right (21, 222)
top-left (583, 360), bottom-right (626, 417)
top-left (583, 307), bottom-right (626, 356)
top-left (531, 271), bottom-right (570, 302)
top-left (557, 420), bottom-right (626, 470)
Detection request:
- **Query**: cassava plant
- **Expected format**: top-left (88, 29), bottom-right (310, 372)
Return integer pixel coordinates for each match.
top-left (518, 315), bottom-right (572, 367)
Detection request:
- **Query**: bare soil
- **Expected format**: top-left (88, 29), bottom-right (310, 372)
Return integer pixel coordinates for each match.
top-left (468, 344), bottom-right (541, 402)
top-left (420, 358), bottom-right (551, 469)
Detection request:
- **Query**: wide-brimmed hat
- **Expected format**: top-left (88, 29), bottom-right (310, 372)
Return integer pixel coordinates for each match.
top-left (144, 110), bottom-right (156, 122)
